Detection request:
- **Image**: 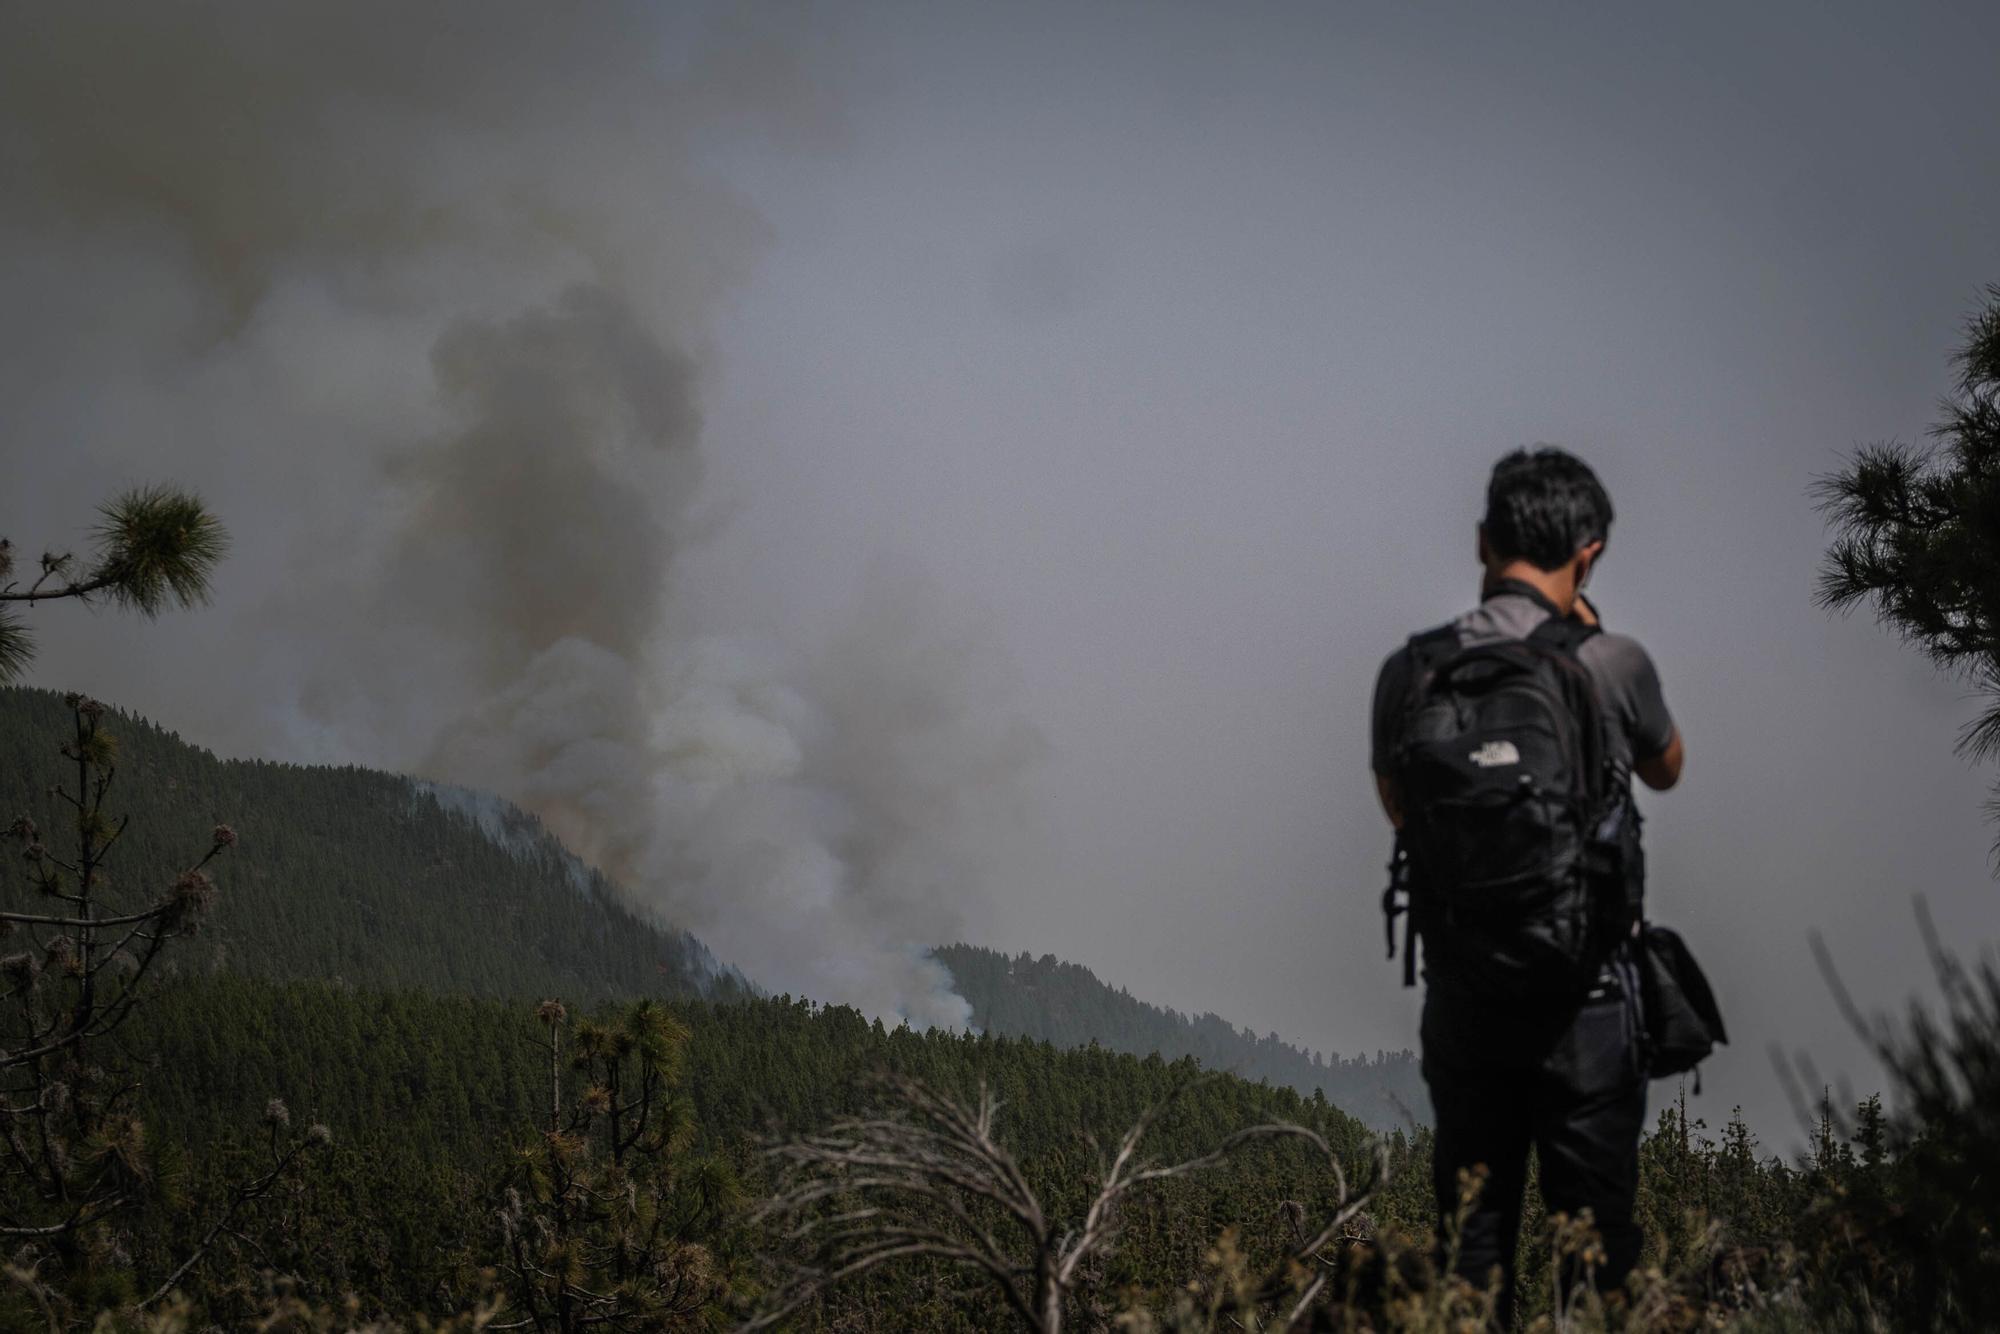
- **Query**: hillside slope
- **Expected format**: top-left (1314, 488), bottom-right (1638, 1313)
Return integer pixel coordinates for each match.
top-left (936, 943), bottom-right (1426, 1130)
top-left (0, 687), bottom-right (731, 1003)
top-left (1, 686), bottom-right (1420, 1128)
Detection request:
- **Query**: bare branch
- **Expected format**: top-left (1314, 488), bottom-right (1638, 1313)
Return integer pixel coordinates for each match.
top-left (746, 1073), bottom-right (1389, 1334)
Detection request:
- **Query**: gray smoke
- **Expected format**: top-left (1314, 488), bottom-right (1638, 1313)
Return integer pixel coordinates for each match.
top-left (0, 2), bottom-right (1032, 1027)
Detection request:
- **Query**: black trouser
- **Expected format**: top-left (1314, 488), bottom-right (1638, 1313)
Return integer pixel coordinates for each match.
top-left (1422, 985), bottom-right (1647, 1328)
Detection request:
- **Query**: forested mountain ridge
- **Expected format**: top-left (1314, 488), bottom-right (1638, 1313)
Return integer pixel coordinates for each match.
top-left (935, 943), bottom-right (1425, 1131)
top-left (0, 687), bottom-right (733, 1004)
top-left (0, 685), bottom-right (1416, 1129)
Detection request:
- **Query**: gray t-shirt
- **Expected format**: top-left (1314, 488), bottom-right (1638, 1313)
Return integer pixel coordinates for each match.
top-left (1370, 590), bottom-right (1675, 779)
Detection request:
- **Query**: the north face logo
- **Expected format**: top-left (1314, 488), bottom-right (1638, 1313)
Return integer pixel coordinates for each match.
top-left (1468, 740), bottom-right (1521, 768)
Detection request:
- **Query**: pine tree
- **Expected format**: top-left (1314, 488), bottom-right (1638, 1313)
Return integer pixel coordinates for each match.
top-left (495, 999), bottom-right (735, 1332)
top-left (1817, 283), bottom-right (2000, 818)
top-left (1812, 283), bottom-right (2000, 1327)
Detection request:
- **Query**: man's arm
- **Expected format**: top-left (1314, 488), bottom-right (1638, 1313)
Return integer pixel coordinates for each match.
top-left (1575, 623), bottom-right (1681, 791)
top-left (1636, 728), bottom-right (1683, 791)
top-left (1606, 629), bottom-right (1680, 790)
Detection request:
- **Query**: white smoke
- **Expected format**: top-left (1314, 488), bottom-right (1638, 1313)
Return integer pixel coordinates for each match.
top-left (0, 2), bottom-right (1036, 1028)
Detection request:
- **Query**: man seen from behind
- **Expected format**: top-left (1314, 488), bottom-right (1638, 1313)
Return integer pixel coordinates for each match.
top-left (1370, 447), bottom-right (1683, 1323)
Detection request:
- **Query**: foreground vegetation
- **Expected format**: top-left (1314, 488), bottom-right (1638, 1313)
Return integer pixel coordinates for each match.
top-left (29, 967), bottom-right (1990, 1332)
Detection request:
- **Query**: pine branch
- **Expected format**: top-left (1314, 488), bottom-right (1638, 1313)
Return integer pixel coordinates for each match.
top-left (86, 485), bottom-right (229, 615)
top-left (1819, 284), bottom-right (2000, 857)
top-left (0, 486), bottom-right (226, 681)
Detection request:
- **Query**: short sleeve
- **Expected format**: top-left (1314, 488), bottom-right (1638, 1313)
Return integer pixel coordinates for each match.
top-left (1588, 633), bottom-right (1675, 764)
top-left (1370, 646), bottom-right (1414, 776)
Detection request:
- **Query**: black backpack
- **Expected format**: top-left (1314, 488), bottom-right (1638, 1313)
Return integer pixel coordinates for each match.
top-left (1381, 616), bottom-right (1643, 999)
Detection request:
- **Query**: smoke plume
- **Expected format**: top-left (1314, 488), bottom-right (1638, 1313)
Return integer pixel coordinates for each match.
top-left (0, 2), bottom-right (1033, 1027)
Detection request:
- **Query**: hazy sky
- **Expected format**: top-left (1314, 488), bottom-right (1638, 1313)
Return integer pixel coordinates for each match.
top-left (4, 1), bottom-right (1998, 1143)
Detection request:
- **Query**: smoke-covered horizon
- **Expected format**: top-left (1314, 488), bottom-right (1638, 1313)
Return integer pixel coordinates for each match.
top-left (5, 0), bottom-right (2000, 1141)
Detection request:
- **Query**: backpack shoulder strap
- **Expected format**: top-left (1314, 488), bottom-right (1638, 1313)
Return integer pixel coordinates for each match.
top-left (1525, 614), bottom-right (1600, 656)
top-left (1526, 614), bottom-right (1614, 804)
top-left (1405, 623), bottom-right (1461, 674)
top-left (1396, 623), bottom-right (1462, 729)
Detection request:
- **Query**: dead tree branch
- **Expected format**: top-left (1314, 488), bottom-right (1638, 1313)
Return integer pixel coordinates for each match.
top-left (742, 1073), bottom-right (1390, 1334)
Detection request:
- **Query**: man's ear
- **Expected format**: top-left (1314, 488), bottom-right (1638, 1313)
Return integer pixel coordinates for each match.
top-left (1476, 524), bottom-right (1491, 567)
top-left (1575, 538), bottom-right (1606, 585)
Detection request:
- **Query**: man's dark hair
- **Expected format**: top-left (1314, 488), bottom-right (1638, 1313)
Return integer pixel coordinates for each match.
top-left (1482, 447), bottom-right (1614, 571)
